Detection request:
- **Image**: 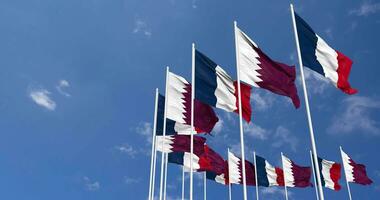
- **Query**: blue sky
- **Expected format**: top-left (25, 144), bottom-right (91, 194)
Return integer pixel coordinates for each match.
top-left (0, 0), bottom-right (379, 199)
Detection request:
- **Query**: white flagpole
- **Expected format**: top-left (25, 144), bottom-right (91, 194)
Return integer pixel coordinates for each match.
top-left (163, 153), bottom-right (168, 200)
top-left (148, 88), bottom-right (159, 200)
top-left (281, 152), bottom-right (289, 200)
top-left (233, 20), bottom-right (248, 200)
top-left (204, 172), bottom-right (207, 200)
top-left (340, 146), bottom-right (353, 200)
top-left (182, 167), bottom-right (185, 200)
top-left (190, 42), bottom-right (195, 200)
top-left (159, 67), bottom-right (170, 200)
top-left (152, 134), bottom-right (158, 200)
top-left (228, 148), bottom-right (232, 200)
top-left (253, 151), bottom-right (259, 200)
top-left (289, 4), bottom-right (325, 200)
top-left (309, 150), bottom-right (320, 200)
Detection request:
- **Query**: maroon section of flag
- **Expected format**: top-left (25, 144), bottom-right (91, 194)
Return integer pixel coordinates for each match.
top-left (292, 163), bottom-right (312, 187)
top-left (233, 81), bottom-right (252, 122)
top-left (341, 149), bottom-right (373, 185)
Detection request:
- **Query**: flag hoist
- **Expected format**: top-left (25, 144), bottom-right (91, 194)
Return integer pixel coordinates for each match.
top-left (289, 4), bottom-right (325, 200)
top-left (148, 88), bottom-right (159, 200)
top-left (233, 21), bottom-right (248, 200)
top-left (190, 43), bottom-right (195, 200)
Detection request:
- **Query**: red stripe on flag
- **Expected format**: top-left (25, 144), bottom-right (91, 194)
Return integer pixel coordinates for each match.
top-left (330, 163), bottom-right (342, 191)
top-left (336, 51), bottom-right (358, 95)
top-left (233, 81), bottom-right (252, 122)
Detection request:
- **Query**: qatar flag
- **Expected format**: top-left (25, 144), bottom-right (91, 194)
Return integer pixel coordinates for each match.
top-left (155, 135), bottom-right (206, 156)
top-left (227, 151), bottom-right (256, 186)
top-left (282, 154), bottom-right (312, 188)
top-left (340, 148), bottom-right (373, 185)
top-left (294, 12), bottom-right (357, 95)
top-left (166, 72), bottom-right (219, 134)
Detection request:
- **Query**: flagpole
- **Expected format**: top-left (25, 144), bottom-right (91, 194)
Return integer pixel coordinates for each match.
top-left (340, 146), bottom-right (353, 200)
top-left (253, 151), bottom-right (259, 200)
top-left (163, 153), bottom-right (168, 200)
top-left (233, 20), bottom-right (248, 200)
top-left (152, 133), bottom-right (158, 200)
top-left (159, 67), bottom-right (170, 200)
top-left (204, 172), bottom-right (207, 200)
top-left (228, 148), bottom-right (232, 200)
top-left (289, 4), bottom-right (325, 200)
top-left (281, 152), bottom-right (289, 200)
top-left (190, 42), bottom-right (195, 200)
top-left (182, 166), bottom-right (185, 200)
top-left (148, 88), bottom-right (159, 200)
top-left (310, 150), bottom-right (320, 200)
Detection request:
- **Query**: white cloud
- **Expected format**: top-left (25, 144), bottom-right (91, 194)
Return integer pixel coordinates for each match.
top-left (328, 96), bottom-right (380, 135)
top-left (191, 0), bottom-right (197, 8)
top-left (272, 126), bottom-right (298, 152)
top-left (29, 88), bottom-right (56, 111)
top-left (251, 91), bottom-right (275, 111)
top-left (124, 177), bottom-right (141, 184)
top-left (83, 176), bottom-right (100, 191)
top-left (56, 79), bottom-right (71, 97)
top-left (212, 119), bottom-right (223, 135)
top-left (261, 187), bottom-right (292, 198)
top-left (301, 67), bottom-right (330, 95)
top-left (324, 28), bottom-right (333, 39)
top-left (114, 143), bottom-right (138, 158)
top-left (136, 122), bottom-right (153, 143)
top-left (133, 19), bottom-right (152, 37)
top-left (244, 123), bottom-right (269, 140)
top-left (350, 2), bottom-right (380, 16)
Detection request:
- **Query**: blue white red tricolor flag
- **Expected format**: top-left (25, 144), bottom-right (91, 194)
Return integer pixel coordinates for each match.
top-left (317, 157), bottom-right (342, 190)
top-left (255, 155), bottom-right (285, 187)
top-left (341, 148), bottom-right (373, 185)
top-left (282, 154), bottom-right (312, 187)
top-left (235, 27), bottom-right (300, 108)
top-left (294, 13), bottom-right (357, 95)
top-left (195, 50), bottom-right (252, 122)
top-left (166, 72), bottom-right (219, 134)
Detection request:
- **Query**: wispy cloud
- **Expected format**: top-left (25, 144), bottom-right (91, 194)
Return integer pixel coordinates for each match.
top-left (213, 119), bottom-right (224, 135)
top-left (136, 122), bottom-right (153, 143)
top-left (114, 143), bottom-right (138, 158)
top-left (328, 96), bottom-right (380, 135)
top-left (261, 187), bottom-right (292, 198)
top-left (132, 19), bottom-right (152, 37)
top-left (349, 1), bottom-right (380, 16)
top-left (272, 126), bottom-right (298, 152)
top-left (301, 67), bottom-right (330, 95)
top-left (124, 177), bottom-right (141, 184)
top-left (251, 91), bottom-right (275, 111)
top-left (244, 123), bottom-right (269, 140)
top-left (191, 0), bottom-right (198, 9)
top-left (56, 79), bottom-right (71, 97)
top-left (83, 176), bottom-right (100, 191)
top-left (29, 88), bottom-right (56, 111)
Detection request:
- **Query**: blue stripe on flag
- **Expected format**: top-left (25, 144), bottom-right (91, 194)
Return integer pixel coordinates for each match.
top-left (168, 152), bottom-right (185, 165)
top-left (195, 50), bottom-right (218, 107)
top-left (256, 155), bottom-right (270, 187)
top-left (295, 13), bottom-right (325, 76)
top-left (156, 94), bottom-right (176, 136)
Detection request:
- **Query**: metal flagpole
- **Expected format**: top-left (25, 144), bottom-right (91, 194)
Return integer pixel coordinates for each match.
top-left (228, 148), bottom-right (232, 200)
top-left (340, 146), bottom-right (353, 200)
top-left (159, 67), bottom-right (170, 200)
top-left (289, 4), bottom-right (325, 200)
top-left (281, 152), bottom-right (289, 200)
top-left (182, 166), bottom-right (185, 200)
top-left (253, 151), bottom-right (259, 200)
top-left (310, 150), bottom-right (320, 200)
top-left (152, 134), bottom-right (158, 200)
top-left (148, 88), bottom-right (159, 200)
top-left (233, 20), bottom-right (248, 200)
top-left (163, 153), bottom-right (168, 200)
top-left (204, 172), bottom-right (207, 200)
top-left (190, 43), bottom-right (195, 200)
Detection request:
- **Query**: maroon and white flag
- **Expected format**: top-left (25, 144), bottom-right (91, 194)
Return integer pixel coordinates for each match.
top-left (155, 135), bottom-right (206, 156)
top-left (167, 72), bottom-right (219, 134)
top-left (341, 148), bottom-right (373, 185)
top-left (227, 151), bottom-right (256, 185)
top-left (282, 154), bottom-right (312, 187)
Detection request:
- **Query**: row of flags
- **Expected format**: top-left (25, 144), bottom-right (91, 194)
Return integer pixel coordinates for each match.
top-left (148, 4), bottom-right (369, 200)
top-left (155, 135), bottom-right (373, 190)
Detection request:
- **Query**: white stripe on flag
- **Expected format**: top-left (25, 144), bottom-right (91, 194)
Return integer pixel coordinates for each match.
top-left (315, 34), bottom-right (339, 86)
top-left (215, 65), bottom-right (237, 112)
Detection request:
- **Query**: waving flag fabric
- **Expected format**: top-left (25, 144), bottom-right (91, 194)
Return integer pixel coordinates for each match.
top-left (294, 13), bottom-right (357, 95)
top-left (341, 149), bottom-right (373, 185)
top-left (317, 157), bottom-right (341, 190)
top-left (206, 170), bottom-right (227, 185)
top-left (155, 135), bottom-right (206, 155)
top-left (168, 151), bottom-right (209, 172)
top-left (282, 154), bottom-right (312, 187)
top-left (255, 155), bottom-right (285, 187)
top-left (202, 145), bottom-right (226, 175)
top-left (156, 94), bottom-right (177, 136)
top-left (167, 72), bottom-right (219, 134)
top-left (195, 50), bottom-right (252, 122)
top-left (235, 27), bottom-right (300, 108)
top-left (227, 151), bottom-right (256, 185)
